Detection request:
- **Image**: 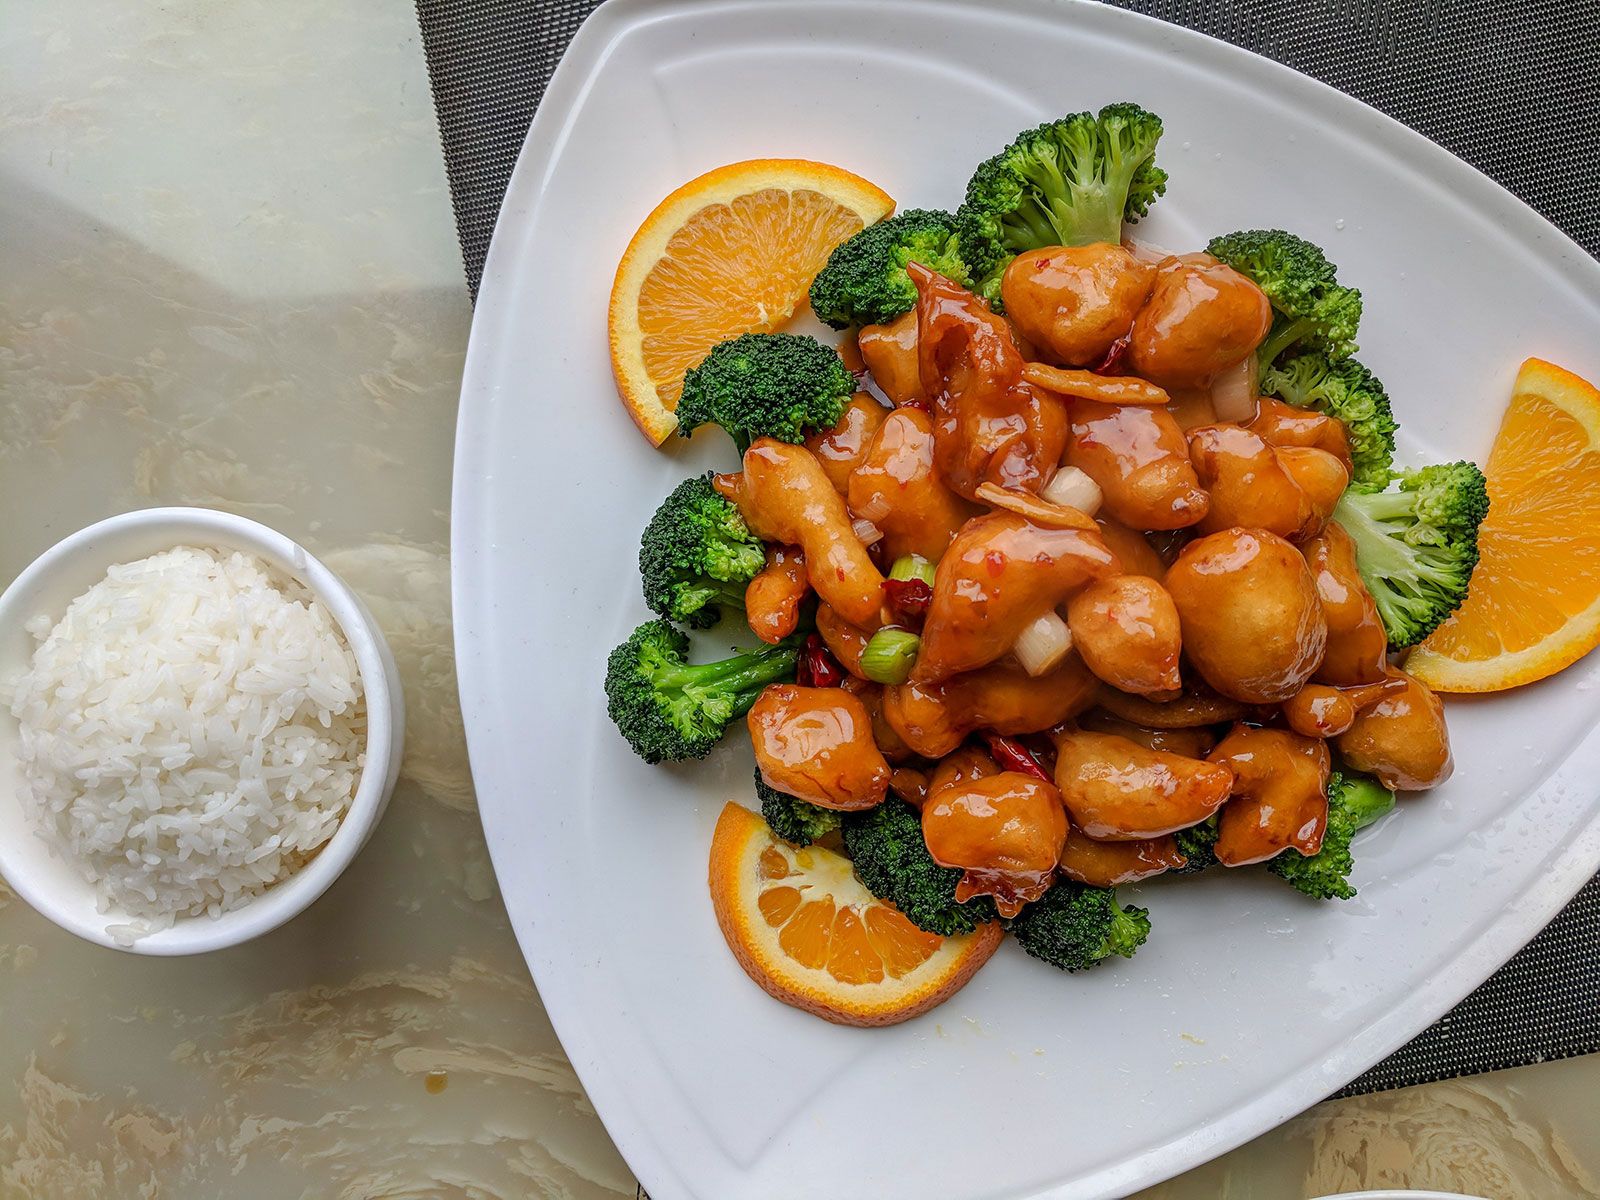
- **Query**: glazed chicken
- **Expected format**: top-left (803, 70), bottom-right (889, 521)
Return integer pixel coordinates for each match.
top-left (922, 772), bottom-right (1068, 916)
top-left (911, 263), bottom-right (1069, 499)
top-left (914, 512), bottom-right (1119, 682)
top-left (1188, 424), bottom-right (1349, 541)
top-left (847, 407), bottom-right (980, 563)
top-left (804, 393), bottom-right (889, 494)
top-left (1335, 667), bottom-right (1454, 790)
top-left (883, 657), bottom-right (1099, 759)
top-left (1165, 528), bottom-right (1328, 703)
top-left (1208, 725), bottom-right (1331, 865)
top-left (1064, 400), bottom-right (1210, 530)
top-left (748, 684), bottom-right (890, 811)
top-left (999, 243), bottom-right (1156, 367)
top-left (1126, 254), bottom-right (1272, 388)
top-left (718, 438), bottom-right (885, 628)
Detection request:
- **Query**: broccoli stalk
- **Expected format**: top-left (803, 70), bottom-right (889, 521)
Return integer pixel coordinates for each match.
top-left (676, 333), bottom-right (856, 454)
top-left (1269, 769), bottom-right (1396, 900)
top-left (809, 209), bottom-right (970, 329)
top-left (604, 620), bottom-right (800, 764)
top-left (841, 799), bottom-right (996, 936)
top-left (1171, 815), bottom-right (1220, 874)
top-left (1260, 350), bottom-right (1398, 492)
top-left (956, 103), bottom-right (1168, 306)
top-left (755, 768), bottom-right (842, 848)
top-left (1333, 462), bottom-right (1490, 648)
top-left (1008, 882), bottom-right (1151, 972)
top-left (1206, 229), bottom-right (1363, 364)
top-left (639, 473), bottom-right (765, 629)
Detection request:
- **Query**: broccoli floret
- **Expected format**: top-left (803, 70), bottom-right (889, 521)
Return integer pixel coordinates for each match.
top-left (639, 473), bottom-right (764, 629)
top-left (809, 209), bottom-right (970, 329)
top-left (1333, 461), bottom-right (1490, 648)
top-left (676, 333), bottom-right (856, 454)
top-left (1171, 815), bottom-right (1220, 874)
top-left (841, 799), bottom-right (996, 936)
top-left (1008, 882), bottom-right (1151, 972)
top-left (1206, 229), bottom-right (1363, 364)
top-left (1269, 769), bottom-right (1396, 900)
top-left (956, 103), bottom-right (1168, 306)
top-left (755, 768), bottom-right (842, 848)
top-left (1260, 350), bottom-right (1398, 492)
top-left (604, 620), bottom-right (801, 764)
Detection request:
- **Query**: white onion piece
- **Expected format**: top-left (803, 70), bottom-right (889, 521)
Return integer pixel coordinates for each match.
top-left (851, 493), bottom-right (892, 523)
top-left (851, 518), bottom-right (884, 547)
top-left (1124, 237), bottom-right (1174, 264)
top-left (1210, 354), bottom-right (1259, 423)
top-left (1013, 610), bottom-right (1073, 677)
top-left (1040, 466), bottom-right (1103, 516)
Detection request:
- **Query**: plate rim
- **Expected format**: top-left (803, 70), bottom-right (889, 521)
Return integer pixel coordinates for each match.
top-left (450, 0), bottom-right (1600, 1196)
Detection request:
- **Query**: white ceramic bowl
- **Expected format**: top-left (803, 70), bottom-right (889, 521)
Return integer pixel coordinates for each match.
top-left (0, 507), bottom-right (405, 955)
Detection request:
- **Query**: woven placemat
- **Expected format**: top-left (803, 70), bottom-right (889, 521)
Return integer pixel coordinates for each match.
top-left (415, 0), bottom-right (1600, 1100)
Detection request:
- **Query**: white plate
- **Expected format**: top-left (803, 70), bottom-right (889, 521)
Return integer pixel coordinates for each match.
top-left (451, 1), bottom-right (1600, 1196)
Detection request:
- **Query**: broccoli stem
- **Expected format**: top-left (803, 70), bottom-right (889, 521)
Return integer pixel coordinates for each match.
top-left (1341, 489), bottom-right (1416, 522)
top-left (1333, 495), bottom-right (1446, 604)
top-left (1346, 781), bottom-right (1398, 830)
top-left (1258, 315), bottom-right (1313, 366)
top-left (652, 641), bottom-right (799, 693)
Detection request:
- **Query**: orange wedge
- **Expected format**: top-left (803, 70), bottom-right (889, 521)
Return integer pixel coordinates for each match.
top-left (1408, 358), bottom-right (1600, 691)
top-left (609, 160), bottom-right (894, 445)
top-left (708, 803), bottom-right (1003, 1027)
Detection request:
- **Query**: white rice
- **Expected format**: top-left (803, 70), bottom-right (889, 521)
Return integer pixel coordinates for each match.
top-left (9, 546), bottom-right (365, 944)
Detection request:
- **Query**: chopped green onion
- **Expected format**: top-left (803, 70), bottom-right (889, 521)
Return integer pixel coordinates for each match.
top-left (860, 629), bottom-right (922, 684)
top-left (888, 554), bottom-right (936, 587)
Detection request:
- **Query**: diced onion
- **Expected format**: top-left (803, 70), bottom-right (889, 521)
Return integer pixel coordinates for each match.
top-left (851, 493), bottom-right (892, 523)
top-left (1210, 354), bottom-right (1259, 423)
top-left (1013, 610), bottom-right (1073, 677)
top-left (1124, 237), bottom-right (1174, 264)
top-left (1040, 467), bottom-right (1103, 516)
top-left (851, 518), bottom-right (884, 547)
top-left (860, 629), bottom-right (922, 685)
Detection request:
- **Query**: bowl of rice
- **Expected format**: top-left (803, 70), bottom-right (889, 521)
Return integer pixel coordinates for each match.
top-left (0, 508), bottom-right (405, 954)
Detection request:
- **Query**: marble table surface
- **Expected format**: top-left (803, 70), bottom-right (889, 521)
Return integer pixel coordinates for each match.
top-left (1, 1), bottom-right (1596, 1196)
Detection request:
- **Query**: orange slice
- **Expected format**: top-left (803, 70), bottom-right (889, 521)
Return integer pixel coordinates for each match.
top-left (1408, 358), bottom-right (1600, 691)
top-left (609, 160), bottom-right (894, 445)
top-left (707, 803), bottom-right (1003, 1027)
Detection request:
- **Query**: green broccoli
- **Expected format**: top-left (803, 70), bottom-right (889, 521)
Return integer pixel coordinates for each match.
top-left (1008, 882), bottom-right (1151, 972)
top-left (1333, 461), bottom-right (1490, 648)
top-left (755, 768), bottom-right (842, 848)
top-left (808, 209), bottom-right (970, 329)
top-left (841, 799), bottom-right (996, 936)
top-left (1260, 350), bottom-right (1398, 492)
top-left (1206, 229), bottom-right (1363, 365)
top-left (956, 103), bottom-right (1168, 306)
top-left (1171, 815), bottom-right (1220, 874)
top-left (676, 333), bottom-right (856, 454)
top-left (639, 473), bottom-right (765, 629)
top-left (1269, 769), bottom-right (1396, 900)
top-left (604, 620), bottom-right (800, 764)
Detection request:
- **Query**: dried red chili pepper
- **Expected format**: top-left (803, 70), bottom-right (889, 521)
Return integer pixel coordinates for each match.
top-left (798, 633), bottom-right (844, 688)
top-left (1091, 334), bottom-right (1131, 376)
top-left (881, 577), bottom-right (933, 629)
top-left (983, 733), bottom-right (1052, 783)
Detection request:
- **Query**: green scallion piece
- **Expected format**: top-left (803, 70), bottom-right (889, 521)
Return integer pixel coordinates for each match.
top-left (860, 628), bottom-right (921, 685)
top-left (888, 554), bottom-right (935, 587)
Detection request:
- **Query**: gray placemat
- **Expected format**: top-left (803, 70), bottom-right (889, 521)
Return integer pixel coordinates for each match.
top-left (414, 0), bottom-right (1600, 1099)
